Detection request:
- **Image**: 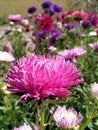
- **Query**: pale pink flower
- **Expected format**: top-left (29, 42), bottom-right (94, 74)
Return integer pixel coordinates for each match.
top-left (21, 19), bottom-right (29, 25)
top-left (52, 105), bottom-right (83, 129)
top-left (48, 46), bottom-right (57, 52)
top-left (8, 14), bottom-right (23, 22)
top-left (0, 51), bottom-right (15, 62)
top-left (4, 54), bottom-right (82, 100)
top-left (91, 82), bottom-right (98, 97)
top-left (58, 46), bottom-right (86, 62)
top-left (14, 123), bottom-right (39, 130)
top-left (71, 46), bottom-right (86, 56)
top-left (89, 41), bottom-right (98, 50)
top-left (58, 49), bottom-right (76, 63)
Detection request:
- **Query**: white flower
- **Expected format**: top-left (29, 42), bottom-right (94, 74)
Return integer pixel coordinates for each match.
top-left (91, 82), bottom-right (98, 98)
top-left (0, 51), bottom-right (15, 62)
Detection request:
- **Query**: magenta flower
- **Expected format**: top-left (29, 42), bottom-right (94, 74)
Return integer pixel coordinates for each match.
top-left (73, 11), bottom-right (88, 20)
top-left (89, 41), bottom-right (98, 50)
top-left (8, 14), bottom-right (23, 22)
top-left (91, 82), bottom-right (98, 98)
top-left (37, 14), bottom-right (54, 31)
top-left (14, 123), bottom-right (39, 130)
top-left (52, 105), bottom-right (83, 129)
top-left (4, 54), bottom-right (82, 100)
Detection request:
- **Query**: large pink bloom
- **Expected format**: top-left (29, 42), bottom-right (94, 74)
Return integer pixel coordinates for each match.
top-left (4, 54), bottom-right (82, 100)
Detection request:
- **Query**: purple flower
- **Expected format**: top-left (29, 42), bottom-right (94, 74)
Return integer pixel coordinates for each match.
top-left (49, 28), bottom-right (61, 44)
top-left (4, 54), bottom-right (83, 100)
top-left (66, 24), bottom-right (82, 36)
top-left (41, 1), bottom-right (53, 9)
top-left (27, 6), bottom-right (37, 14)
top-left (32, 30), bottom-right (50, 40)
top-left (81, 19), bottom-right (91, 27)
top-left (89, 41), bottom-right (98, 50)
top-left (52, 105), bottom-right (83, 129)
top-left (53, 4), bottom-right (64, 13)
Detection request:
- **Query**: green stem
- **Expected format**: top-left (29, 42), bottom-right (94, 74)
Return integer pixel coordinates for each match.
top-left (40, 113), bottom-right (45, 130)
top-left (79, 118), bottom-right (90, 130)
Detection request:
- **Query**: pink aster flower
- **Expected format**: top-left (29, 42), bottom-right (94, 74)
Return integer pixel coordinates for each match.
top-left (4, 54), bottom-right (82, 100)
top-left (14, 123), bottom-right (39, 130)
top-left (52, 105), bottom-right (83, 129)
top-left (48, 46), bottom-right (57, 52)
top-left (73, 11), bottom-right (88, 20)
top-left (91, 82), bottom-right (98, 98)
top-left (8, 14), bottom-right (23, 22)
top-left (0, 51), bottom-right (15, 62)
top-left (58, 46), bottom-right (86, 63)
top-left (58, 49), bottom-right (77, 63)
top-left (89, 41), bottom-right (98, 50)
top-left (37, 14), bottom-right (53, 30)
top-left (71, 46), bottom-right (86, 56)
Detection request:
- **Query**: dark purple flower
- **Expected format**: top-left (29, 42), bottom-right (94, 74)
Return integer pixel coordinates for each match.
top-left (32, 30), bottom-right (50, 40)
top-left (81, 19), bottom-right (91, 27)
top-left (66, 24), bottom-right (82, 36)
top-left (53, 4), bottom-right (64, 13)
top-left (41, 1), bottom-right (53, 9)
top-left (49, 28), bottom-right (61, 44)
top-left (28, 6), bottom-right (37, 14)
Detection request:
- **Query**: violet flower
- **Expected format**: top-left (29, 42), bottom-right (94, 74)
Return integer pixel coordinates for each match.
top-left (27, 6), bottom-right (37, 14)
top-left (53, 4), bottom-right (64, 13)
top-left (49, 28), bottom-right (61, 44)
top-left (41, 1), bottom-right (53, 9)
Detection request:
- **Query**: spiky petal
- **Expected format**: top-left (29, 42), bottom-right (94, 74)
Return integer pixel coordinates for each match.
top-left (4, 54), bottom-right (82, 100)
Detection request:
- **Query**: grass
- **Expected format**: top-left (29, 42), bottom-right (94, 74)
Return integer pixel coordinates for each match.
top-left (0, 0), bottom-right (70, 25)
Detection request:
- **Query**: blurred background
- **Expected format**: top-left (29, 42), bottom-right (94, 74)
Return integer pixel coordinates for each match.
top-left (0, 0), bottom-right (98, 25)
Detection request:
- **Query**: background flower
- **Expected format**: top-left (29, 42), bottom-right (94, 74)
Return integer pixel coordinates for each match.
top-left (27, 6), bottom-right (37, 14)
top-left (0, 51), bottom-right (15, 62)
top-left (8, 14), bottom-right (23, 22)
top-left (37, 14), bottom-right (54, 31)
top-left (14, 123), bottom-right (39, 130)
top-left (91, 82), bottom-right (98, 98)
